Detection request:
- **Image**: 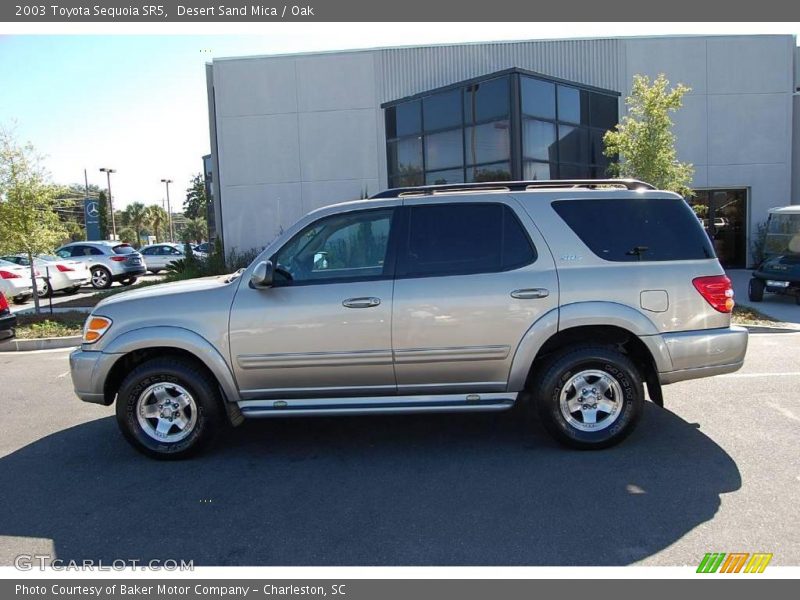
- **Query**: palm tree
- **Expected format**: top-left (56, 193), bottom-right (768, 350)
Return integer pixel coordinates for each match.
top-left (121, 202), bottom-right (148, 247)
top-left (181, 217), bottom-right (208, 245)
top-left (145, 204), bottom-right (168, 243)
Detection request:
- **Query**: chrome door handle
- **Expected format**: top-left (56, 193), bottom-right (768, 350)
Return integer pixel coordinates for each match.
top-left (511, 288), bottom-right (550, 299)
top-left (342, 297), bottom-right (381, 308)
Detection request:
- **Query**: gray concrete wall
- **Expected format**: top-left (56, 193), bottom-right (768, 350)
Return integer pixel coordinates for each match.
top-left (209, 35), bottom-right (797, 264)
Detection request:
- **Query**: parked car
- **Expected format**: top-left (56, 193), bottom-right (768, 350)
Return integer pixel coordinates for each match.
top-left (0, 258), bottom-right (43, 304)
top-left (749, 206), bottom-right (800, 304)
top-left (193, 242), bottom-right (212, 256)
top-left (0, 292), bottom-right (17, 341)
top-left (70, 179), bottom-right (748, 459)
top-left (1, 254), bottom-right (90, 297)
top-left (54, 241), bottom-right (146, 289)
top-left (139, 243), bottom-right (195, 274)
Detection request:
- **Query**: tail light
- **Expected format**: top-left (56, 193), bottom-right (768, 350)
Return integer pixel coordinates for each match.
top-left (0, 270), bottom-right (20, 279)
top-left (56, 264), bottom-right (74, 272)
top-left (0, 293), bottom-right (8, 311)
top-left (110, 256), bottom-right (127, 262)
top-left (693, 275), bottom-right (735, 313)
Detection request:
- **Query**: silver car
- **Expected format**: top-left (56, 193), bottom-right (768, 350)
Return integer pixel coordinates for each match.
top-left (69, 179), bottom-right (748, 459)
top-left (55, 241), bottom-right (147, 289)
top-left (139, 243), bottom-right (191, 274)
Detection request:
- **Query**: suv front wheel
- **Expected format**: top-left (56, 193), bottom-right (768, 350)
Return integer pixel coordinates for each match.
top-left (115, 358), bottom-right (224, 459)
top-left (532, 346), bottom-right (644, 450)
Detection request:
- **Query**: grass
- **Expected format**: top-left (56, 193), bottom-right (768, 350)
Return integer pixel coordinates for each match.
top-left (14, 310), bottom-right (87, 339)
top-left (731, 304), bottom-right (781, 327)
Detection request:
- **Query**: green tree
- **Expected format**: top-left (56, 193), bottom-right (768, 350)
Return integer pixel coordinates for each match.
top-left (181, 216), bottom-right (208, 244)
top-left (183, 173), bottom-right (208, 220)
top-left (0, 127), bottom-right (66, 312)
top-left (120, 202), bottom-right (148, 247)
top-left (145, 204), bottom-right (168, 243)
top-left (603, 73), bottom-right (694, 196)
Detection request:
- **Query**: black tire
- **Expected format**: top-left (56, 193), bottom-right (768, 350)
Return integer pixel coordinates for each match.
top-left (11, 294), bottom-right (31, 305)
top-left (149, 269), bottom-right (160, 275)
top-left (61, 286), bottom-right (81, 295)
top-left (120, 277), bottom-right (137, 286)
top-left (531, 346), bottom-right (644, 450)
top-left (115, 358), bottom-right (224, 460)
top-left (36, 279), bottom-right (51, 298)
top-left (748, 278), bottom-right (765, 302)
top-left (90, 266), bottom-right (112, 289)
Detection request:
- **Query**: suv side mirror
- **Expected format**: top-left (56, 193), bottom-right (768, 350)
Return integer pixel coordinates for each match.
top-left (250, 260), bottom-right (274, 289)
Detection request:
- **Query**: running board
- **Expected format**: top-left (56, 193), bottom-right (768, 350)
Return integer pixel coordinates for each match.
top-left (237, 392), bottom-right (517, 418)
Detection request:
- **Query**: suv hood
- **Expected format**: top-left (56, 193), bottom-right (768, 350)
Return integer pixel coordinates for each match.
top-left (96, 275), bottom-right (236, 309)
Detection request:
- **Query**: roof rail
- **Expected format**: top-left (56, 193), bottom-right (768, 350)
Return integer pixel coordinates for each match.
top-left (369, 178), bottom-right (655, 199)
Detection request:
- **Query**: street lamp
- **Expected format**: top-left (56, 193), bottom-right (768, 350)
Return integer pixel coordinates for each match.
top-left (161, 179), bottom-right (174, 242)
top-left (99, 168), bottom-right (117, 240)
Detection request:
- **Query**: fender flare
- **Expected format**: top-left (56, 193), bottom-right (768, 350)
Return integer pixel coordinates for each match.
top-left (507, 302), bottom-right (671, 391)
top-left (101, 326), bottom-right (240, 402)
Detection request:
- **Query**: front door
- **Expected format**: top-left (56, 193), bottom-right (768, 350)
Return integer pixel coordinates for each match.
top-left (229, 205), bottom-right (399, 399)
top-left (391, 199), bottom-right (558, 394)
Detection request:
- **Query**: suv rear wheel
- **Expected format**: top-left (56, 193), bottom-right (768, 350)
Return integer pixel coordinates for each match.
top-left (115, 358), bottom-right (224, 459)
top-left (748, 278), bottom-right (765, 302)
top-left (90, 266), bottom-right (112, 289)
top-left (531, 346), bottom-right (644, 450)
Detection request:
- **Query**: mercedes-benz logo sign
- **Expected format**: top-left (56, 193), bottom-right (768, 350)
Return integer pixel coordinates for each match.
top-left (86, 201), bottom-right (100, 218)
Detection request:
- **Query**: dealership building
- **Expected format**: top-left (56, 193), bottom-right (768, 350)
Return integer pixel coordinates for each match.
top-left (205, 34), bottom-right (800, 268)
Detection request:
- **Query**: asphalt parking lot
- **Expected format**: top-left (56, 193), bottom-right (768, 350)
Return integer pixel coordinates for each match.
top-left (0, 331), bottom-right (798, 567)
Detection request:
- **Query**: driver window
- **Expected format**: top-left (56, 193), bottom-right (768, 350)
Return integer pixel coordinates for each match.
top-left (273, 208), bottom-right (394, 284)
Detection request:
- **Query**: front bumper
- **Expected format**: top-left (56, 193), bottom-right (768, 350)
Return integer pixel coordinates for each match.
top-left (69, 348), bottom-right (120, 404)
top-left (657, 326), bottom-right (748, 385)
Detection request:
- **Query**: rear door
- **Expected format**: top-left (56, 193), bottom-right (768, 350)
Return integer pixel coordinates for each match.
top-left (391, 198), bottom-right (559, 394)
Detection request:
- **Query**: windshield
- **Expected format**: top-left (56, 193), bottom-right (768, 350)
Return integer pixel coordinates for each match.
top-left (765, 213), bottom-right (800, 256)
top-left (113, 244), bottom-right (136, 255)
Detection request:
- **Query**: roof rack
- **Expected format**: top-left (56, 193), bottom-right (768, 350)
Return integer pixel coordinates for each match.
top-left (370, 179), bottom-right (655, 199)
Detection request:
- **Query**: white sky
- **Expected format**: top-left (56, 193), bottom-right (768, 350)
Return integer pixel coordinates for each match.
top-left (0, 22), bottom-right (797, 210)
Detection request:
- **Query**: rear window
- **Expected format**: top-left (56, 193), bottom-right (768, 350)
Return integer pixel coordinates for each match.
top-left (552, 197), bottom-right (715, 262)
top-left (113, 244), bottom-right (136, 255)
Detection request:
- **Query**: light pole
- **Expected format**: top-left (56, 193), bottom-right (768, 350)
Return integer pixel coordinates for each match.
top-left (99, 168), bottom-right (117, 240)
top-left (161, 179), bottom-right (174, 242)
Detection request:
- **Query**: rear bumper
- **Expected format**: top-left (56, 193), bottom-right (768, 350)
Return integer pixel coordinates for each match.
top-left (111, 266), bottom-right (146, 280)
top-left (656, 326), bottom-right (748, 385)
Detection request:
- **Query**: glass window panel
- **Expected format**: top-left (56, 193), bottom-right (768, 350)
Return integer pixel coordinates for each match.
top-left (467, 162), bottom-right (511, 182)
top-left (385, 100), bottom-right (421, 139)
top-left (557, 85), bottom-right (582, 124)
top-left (425, 128), bottom-right (463, 171)
top-left (558, 164), bottom-right (591, 179)
top-left (465, 120), bottom-right (510, 165)
top-left (523, 161), bottom-right (552, 180)
top-left (589, 128), bottom-right (611, 167)
top-left (423, 89), bottom-right (462, 131)
top-left (425, 169), bottom-right (464, 185)
top-left (557, 125), bottom-right (589, 164)
top-left (590, 93), bottom-right (618, 130)
top-left (464, 77), bottom-right (510, 123)
top-left (274, 209), bottom-right (394, 282)
top-left (520, 77), bottom-right (556, 119)
top-left (387, 137), bottom-right (423, 181)
top-left (522, 119), bottom-right (557, 161)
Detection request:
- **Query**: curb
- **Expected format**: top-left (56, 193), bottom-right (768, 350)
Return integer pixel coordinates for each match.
top-left (0, 335), bottom-right (82, 352)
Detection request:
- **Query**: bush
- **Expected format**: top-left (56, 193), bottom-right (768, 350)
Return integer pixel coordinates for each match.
top-left (165, 241), bottom-right (264, 282)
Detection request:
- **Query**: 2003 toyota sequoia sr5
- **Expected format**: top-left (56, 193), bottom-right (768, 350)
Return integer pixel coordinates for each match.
top-left (70, 179), bottom-right (748, 459)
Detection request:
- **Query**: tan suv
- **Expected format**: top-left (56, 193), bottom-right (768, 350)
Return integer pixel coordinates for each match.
top-left (69, 179), bottom-right (748, 459)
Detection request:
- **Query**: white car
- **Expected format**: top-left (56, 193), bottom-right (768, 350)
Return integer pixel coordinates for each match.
top-left (139, 243), bottom-right (195, 273)
top-left (0, 258), bottom-right (44, 304)
top-left (1, 254), bottom-right (90, 297)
